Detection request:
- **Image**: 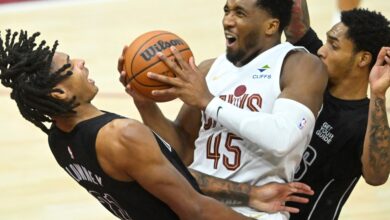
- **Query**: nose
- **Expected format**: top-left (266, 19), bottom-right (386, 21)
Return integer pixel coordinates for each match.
top-left (317, 45), bottom-right (326, 59)
top-left (223, 13), bottom-right (235, 28)
top-left (77, 59), bottom-right (85, 69)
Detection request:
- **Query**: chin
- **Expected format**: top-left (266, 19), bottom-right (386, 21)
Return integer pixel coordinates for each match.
top-left (226, 49), bottom-right (237, 62)
top-left (89, 88), bottom-right (99, 101)
top-left (226, 50), bottom-right (244, 64)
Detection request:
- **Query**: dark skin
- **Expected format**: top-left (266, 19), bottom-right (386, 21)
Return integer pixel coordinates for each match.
top-left (51, 52), bottom-right (252, 220)
top-left (285, 0), bottom-right (390, 186)
top-left (362, 47), bottom-right (390, 185)
top-left (122, 0), bottom-right (326, 154)
top-left (147, 0), bottom-right (327, 116)
top-left (118, 0), bottom-right (326, 213)
top-left (40, 29), bottom-right (316, 219)
top-left (118, 49), bottom-right (315, 214)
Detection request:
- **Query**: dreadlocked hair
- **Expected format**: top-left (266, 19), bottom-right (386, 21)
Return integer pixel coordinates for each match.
top-left (0, 29), bottom-right (77, 134)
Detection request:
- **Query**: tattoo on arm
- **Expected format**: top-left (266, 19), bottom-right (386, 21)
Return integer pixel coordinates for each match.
top-left (284, 0), bottom-right (311, 43)
top-left (368, 98), bottom-right (390, 173)
top-left (190, 169), bottom-right (251, 206)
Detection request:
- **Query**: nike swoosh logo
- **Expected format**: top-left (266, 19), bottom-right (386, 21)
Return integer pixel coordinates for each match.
top-left (216, 106), bottom-right (222, 118)
top-left (212, 73), bottom-right (225, 80)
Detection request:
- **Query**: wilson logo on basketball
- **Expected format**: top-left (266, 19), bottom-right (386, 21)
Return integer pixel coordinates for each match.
top-left (140, 39), bottom-right (185, 61)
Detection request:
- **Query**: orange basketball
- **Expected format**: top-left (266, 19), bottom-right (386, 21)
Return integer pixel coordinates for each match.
top-left (123, 30), bottom-right (193, 102)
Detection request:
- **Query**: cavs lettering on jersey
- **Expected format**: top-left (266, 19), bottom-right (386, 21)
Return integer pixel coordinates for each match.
top-left (190, 43), bottom-right (309, 220)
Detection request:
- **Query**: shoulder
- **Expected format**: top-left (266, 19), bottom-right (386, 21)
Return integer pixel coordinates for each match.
top-left (282, 51), bottom-right (328, 88)
top-left (99, 118), bottom-right (156, 154)
top-left (284, 50), bottom-right (325, 73)
top-left (198, 58), bottom-right (216, 76)
top-left (96, 118), bottom-right (158, 179)
top-left (279, 51), bottom-right (328, 115)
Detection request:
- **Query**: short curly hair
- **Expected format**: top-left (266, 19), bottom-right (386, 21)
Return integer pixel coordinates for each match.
top-left (342, 8), bottom-right (390, 68)
top-left (256, 0), bottom-right (293, 32)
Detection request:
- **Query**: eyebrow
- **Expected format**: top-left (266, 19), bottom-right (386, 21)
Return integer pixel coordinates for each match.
top-left (326, 32), bottom-right (339, 42)
top-left (224, 3), bottom-right (247, 12)
top-left (66, 55), bottom-right (74, 71)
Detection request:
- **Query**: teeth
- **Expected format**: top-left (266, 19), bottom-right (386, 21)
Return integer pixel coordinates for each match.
top-left (226, 34), bottom-right (234, 39)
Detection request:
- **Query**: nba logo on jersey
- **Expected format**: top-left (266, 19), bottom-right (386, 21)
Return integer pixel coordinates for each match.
top-left (298, 118), bottom-right (307, 130)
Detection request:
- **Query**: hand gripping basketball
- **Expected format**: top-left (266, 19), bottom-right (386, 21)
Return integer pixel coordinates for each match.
top-left (123, 30), bottom-right (193, 102)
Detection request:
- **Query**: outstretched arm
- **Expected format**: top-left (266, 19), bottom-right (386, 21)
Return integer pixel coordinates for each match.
top-left (361, 47), bottom-right (390, 186)
top-left (97, 119), bottom-right (252, 220)
top-left (190, 169), bottom-right (314, 214)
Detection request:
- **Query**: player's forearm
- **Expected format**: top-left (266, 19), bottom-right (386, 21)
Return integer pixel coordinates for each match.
top-left (135, 102), bottom-right (175, 136)
top-left (284, 0), bottom-right (310, 44)
top-left (196, 195), bottom-right (254, 220)
top-left (205, 97), bottom-right (315, 157)
top-left (134, 102), bottom-right (186, 155)
top-left (190, 169), bottom-right (251, 206)
top-left (362, 93), bottom-right (390, 185)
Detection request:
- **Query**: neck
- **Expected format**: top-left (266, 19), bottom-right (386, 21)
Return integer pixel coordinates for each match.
top-left (328, 71), bottom-right (369, 100)
top-left (52, 103), bottom-right (103, 132)
top-left (235, 38), bottom-right (281, 67)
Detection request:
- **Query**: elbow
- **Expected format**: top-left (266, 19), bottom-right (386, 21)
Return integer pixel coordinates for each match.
top-left (179, 202), bottom-right (203, 220)
top-left (270, 147), bottom-right (291, 157)
top-left (180, 195), bottom-right (210, 220)
top-left (364, 174), bottom-right (389, 186)
top-left (250, 126), bottom-right (306, 158)
top-left (255, 137), bottom-right (295, 157)
top-left (259, 141), bottom-right (292, 157)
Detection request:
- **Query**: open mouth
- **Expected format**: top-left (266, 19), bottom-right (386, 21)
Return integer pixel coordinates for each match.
top-left (225, 33), bottom-right (237, 47)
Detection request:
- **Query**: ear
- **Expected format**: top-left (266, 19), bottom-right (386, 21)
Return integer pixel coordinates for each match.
top-left (265, 18), bottom-right (280, 35)
top-left (357, 51), bottom-right (372, 68)
top-left (50, 86), bottom-right (68, 101)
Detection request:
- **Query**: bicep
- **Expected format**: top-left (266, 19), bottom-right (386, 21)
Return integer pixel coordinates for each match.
top-left (198, 58), bottom-right (216, 76)
top-left (174, 103), bottom-right (202, 164)
top-left (280, 52), bottom-right (328, 116)
top-left (119, 125), bottom-right (202, 219)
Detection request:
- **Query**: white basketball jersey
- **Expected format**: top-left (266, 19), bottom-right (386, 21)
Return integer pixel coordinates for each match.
top-left (190, 43), bottom-right (309, 219)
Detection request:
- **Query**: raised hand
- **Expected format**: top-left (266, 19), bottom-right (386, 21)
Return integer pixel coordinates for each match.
top-left (284, 0), bottom-right (310, 44)
top-left (249, 182), bottom-right (314, 214)
top-left (117, 45), bottom-right (155, 105)
top-left (369, 47), bottom-right (390, 98)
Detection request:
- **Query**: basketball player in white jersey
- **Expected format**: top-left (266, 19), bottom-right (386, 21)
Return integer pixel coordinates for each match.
top-left (118, 0), bottom-right (328, 219)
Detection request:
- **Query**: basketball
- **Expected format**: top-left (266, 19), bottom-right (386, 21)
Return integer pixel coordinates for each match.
top-left (123, 30), bottom-right (193, 102)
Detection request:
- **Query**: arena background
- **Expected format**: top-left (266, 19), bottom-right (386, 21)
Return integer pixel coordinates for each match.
top-left (0, 0), bottom-right (389, 219)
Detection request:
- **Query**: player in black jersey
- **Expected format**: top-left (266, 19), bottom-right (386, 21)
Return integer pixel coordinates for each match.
top-left (282, 1), bottom-right (390, 219)
top-left (0, 29), bottom-right (315, 220)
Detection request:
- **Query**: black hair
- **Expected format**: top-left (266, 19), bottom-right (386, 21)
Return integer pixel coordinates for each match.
top-left (256, 0), bottom-right (293, 32)
top-left (0, 29), bottom-right (77, 134)
top-left (342, 8), bottom-right (390, 68)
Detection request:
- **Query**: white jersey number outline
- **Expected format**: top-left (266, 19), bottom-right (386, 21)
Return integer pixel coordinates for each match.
top-left (206, 132), bottom-right (242, 170)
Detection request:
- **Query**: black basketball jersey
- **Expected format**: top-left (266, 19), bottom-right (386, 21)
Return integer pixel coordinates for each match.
top-left (48, 111), bottom-right (201, 220)
top-left (288, 91), bottom-right (369, 220)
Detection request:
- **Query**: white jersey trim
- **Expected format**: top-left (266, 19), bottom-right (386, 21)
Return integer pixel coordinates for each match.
top-left (308, 179), bottom-right (335, 220)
